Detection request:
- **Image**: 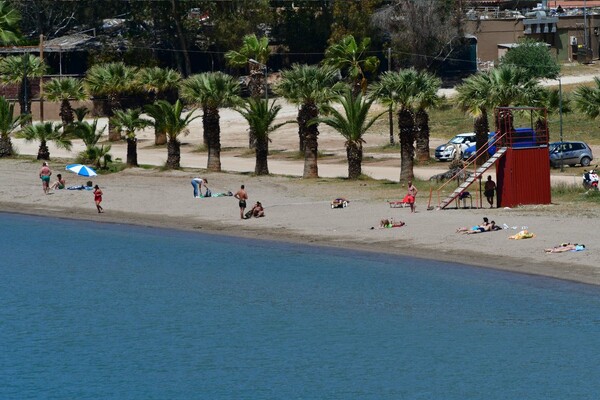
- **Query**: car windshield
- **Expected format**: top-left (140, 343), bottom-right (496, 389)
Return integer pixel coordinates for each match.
top-left (449, 137), bottom-right (466, 144)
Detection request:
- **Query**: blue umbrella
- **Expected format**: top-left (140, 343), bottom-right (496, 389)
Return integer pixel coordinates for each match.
top-left (66, 164), bottom-right (97, 177)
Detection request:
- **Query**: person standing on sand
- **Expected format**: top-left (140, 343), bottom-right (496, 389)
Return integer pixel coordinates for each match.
top-left (484, 175), bottom-right (496, 208)
top-left (39, 162), bottom-right (52, 194)
top-left (234, 184), bottom-right (248, 219)
top-left (93, 185), bottom-right (104, 213)
top-left (404, 180), bottom-right (418, 213)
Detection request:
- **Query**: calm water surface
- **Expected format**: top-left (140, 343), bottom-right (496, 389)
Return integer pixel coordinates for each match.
top-left (1, 212), bottom-right (600, 399)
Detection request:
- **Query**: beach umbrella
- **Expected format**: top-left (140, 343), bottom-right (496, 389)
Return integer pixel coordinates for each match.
top-left (65, 164), bottom-right (97, 177)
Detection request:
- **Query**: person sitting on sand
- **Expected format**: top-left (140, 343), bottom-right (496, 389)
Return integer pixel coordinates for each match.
top-left (250, 201), bottom-right (264, 218)
top-left (50, 173), bottom-right (66, 190)
top-left (379, 218), bottom-right (405, 229)
top-left (545, 243), bottom-right (585, 253)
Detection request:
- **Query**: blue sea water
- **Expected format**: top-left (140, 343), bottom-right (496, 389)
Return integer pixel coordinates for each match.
top-left (1, 212), bottom-right (600, 399)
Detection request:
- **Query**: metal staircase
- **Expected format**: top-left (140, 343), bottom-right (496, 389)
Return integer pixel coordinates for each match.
top-left (438, 147), bottom-right (508, 209)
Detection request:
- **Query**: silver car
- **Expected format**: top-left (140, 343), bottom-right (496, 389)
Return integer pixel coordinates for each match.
top-left (549, 141), bottom-right (593, 167)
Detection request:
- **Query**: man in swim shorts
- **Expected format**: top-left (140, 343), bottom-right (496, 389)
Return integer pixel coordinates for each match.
top-left (39, 162), bottom-right (52, 194)
top-left (234, 184), bottom-right (248, 219)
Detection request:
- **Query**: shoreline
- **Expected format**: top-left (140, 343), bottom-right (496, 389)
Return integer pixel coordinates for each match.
top-left (3, 195), bottom-right (600, 287)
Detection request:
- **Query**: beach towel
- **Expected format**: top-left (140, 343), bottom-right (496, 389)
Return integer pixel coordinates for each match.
top-left (198, 191), bottom-right (232, 198)
top-left (509, 230), bottom-right (535, 240)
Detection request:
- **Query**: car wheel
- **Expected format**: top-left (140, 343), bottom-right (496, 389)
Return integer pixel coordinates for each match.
top-left (581, 156), bottom-right (591, 167)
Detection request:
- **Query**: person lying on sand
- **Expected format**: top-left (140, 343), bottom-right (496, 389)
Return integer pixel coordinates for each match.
top-left (379, 218), bottom-right (405, 229)
top-left (545, 243), bottom-right (585, 253)
top-left (457, 220), bottom-right (500, 234)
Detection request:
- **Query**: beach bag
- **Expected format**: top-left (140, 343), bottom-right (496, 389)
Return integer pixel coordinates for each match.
top-left (205, 188), bottom-right (212, 197)
top-left (245, 210), bottom-right (253, 219)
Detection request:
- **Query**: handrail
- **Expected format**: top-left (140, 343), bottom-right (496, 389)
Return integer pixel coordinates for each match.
top-left (435, 132), bottom-right (508, 207)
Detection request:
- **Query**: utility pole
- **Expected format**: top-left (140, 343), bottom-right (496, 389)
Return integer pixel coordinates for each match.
top-left (388, 47), bottom-right (394, 145)
top-left (39, 34), bottom-right (44, 122)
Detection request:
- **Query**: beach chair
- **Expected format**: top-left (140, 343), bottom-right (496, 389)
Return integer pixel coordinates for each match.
top-left (388, 200), bottom-right (408, 208)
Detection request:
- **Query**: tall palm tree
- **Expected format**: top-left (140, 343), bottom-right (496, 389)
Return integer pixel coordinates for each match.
top-left (180, 72), bottom-right (241, 172)
top-left (0, 96), bottom-right (24, 157)
top-left (574, 77), bottom-right (600, 122)
top-left (144, 100), bottom-right (198, 169)
top-left (84, 62), bottom-right (138, 141)
top-left (455, 72), bottom-right (493, 163)
top-left (413, 70), bottom-right (442, 162)
top-left (111, 108), bottom-right (151, 167)
top-left (235, 98), bottom-right (286, 175)
top-left (17, 121), bottom-right (72, 160)
top-left (226, 34), bottom-right (271, 149)
top-left (275, 64), bottom-right (342, 178)
top-left (323, 35), bottom-right (380, 96)
top-left (44, 77), bottom-right (87, 127)
top-left (314, 90), bottom-right (385, 179)
top-left (0, 54), bottom-right (46, 118)
top-left (0, 0), bottom-right (21, 45)
top-left (372, 69), bottom-right (420, 182)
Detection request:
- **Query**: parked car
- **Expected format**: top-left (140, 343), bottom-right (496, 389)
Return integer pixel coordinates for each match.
top-left (435, 133), bottom-right (476, 161)
top-left (549, 141), bottom-right (593, 167)
top-left (462, 128), bottom-right (538, 160)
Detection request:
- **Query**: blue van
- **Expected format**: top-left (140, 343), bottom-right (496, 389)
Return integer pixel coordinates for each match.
top-left (462, 128), bottom-right (538, 160)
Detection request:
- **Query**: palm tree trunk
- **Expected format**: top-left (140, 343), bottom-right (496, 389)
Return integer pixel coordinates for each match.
top-left (155, 127), bottom-right (167, 145)
top-left (126, 137), bottom-right (138, 167)
top-left (18, 77), bottom-right (32, 119)
top-left (108, 118), bottom-right (121, 142)
top-left (205, 108), bottom-right (221, 172)
top-left (495, 109), bottom-right (514, 146)
top-left (255, 136), bottom-right (269, 175)
top-left (398, 107), bottom-right (415, 183)
top-left (414, 108), bottom-right (430, 162)
top-left (37, 139), bottom-right (50, 160)
top-left (301, 104), bottom-right (319, 178)
top-left (0, 136), bottom-right (13, 157)
top-left (474, 109), bottom-right (490, 165)
top-left (346, 142), bottom-right (363, 179)
top-left (166, 139), bottom-right (181, 169)
top-left (60, 99), bottom-right (74, 127)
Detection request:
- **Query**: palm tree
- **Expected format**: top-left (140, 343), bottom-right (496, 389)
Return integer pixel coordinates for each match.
top-left (144, 100), bottom-right (198, 169)
top-left (44, 77), bottom-right (87, 127)
top-left (137, 67), bottom-right (181, 145)
top-left (235, 98), bottom-right (286, 175)
top-left (0, 0), bottom-right (21, 45)
top-left (180, 72), bottom-right (241, 172)
top-left (522, 85), bottom-right (570, 144)
top-left (0, 54), bottom-right (46, 118)
top-left (275, 64), bottom-right (342, 178)
top-left (137, 66), bottom-right (181, 103)
top-left (17, 121), bottom-right (72, 160)
top-left (455, 72), bottom-right (493, 163)
top-left (70, 118), bottom-right (112, 169)
top-left (225, 34), bottom-right (270, 99)
top-left (486, 65), bottom-right (540, 137)
top-left (225, 34), bottom-right (271, 149)
top-left (84, 62), bottom-right (138, 141)
top-left (314, 90), bottom-right (385, 179)
top-left (323, 35), bottom-right (380, 96)
top-left (574, 77), bottom-right (600, 122)
top-left (372, 69), bottom-right (420, 182)
top-left (111, 108), bottom-right (151, 167)
top-left (412, 70), bottom-right (442, 162)
top-left (0, 96), bottom-right (23, 157)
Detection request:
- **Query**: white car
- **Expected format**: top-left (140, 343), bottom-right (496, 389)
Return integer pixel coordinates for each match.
top-left (435, 133), bottom-right (477, 161)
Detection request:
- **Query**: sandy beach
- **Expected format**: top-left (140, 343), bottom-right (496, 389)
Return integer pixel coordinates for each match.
top-left (2, 154), bottom-right (600, 286)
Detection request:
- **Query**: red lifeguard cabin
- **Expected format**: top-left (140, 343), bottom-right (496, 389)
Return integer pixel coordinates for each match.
top-left (495, 107), bottom-right (551, 207)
